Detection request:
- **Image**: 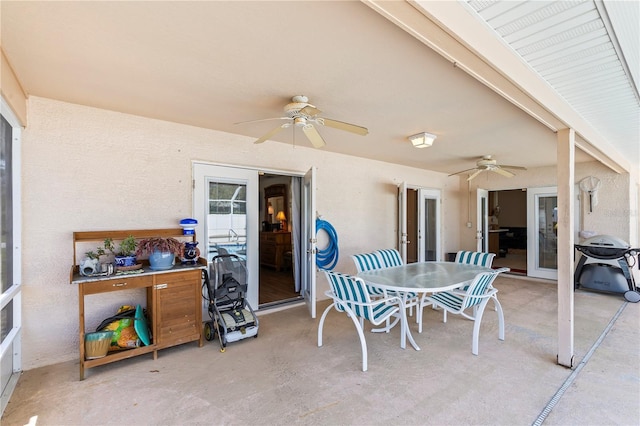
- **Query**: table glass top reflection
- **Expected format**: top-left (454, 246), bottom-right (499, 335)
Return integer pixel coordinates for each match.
top-left (357, 262), bottom-right (494, 292)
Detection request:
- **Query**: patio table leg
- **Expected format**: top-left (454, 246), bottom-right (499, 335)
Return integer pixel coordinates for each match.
top-left (399, 297), bottom-right (421, 351)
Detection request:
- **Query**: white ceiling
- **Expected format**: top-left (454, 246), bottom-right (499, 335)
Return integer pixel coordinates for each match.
top-left (1, 1), bottom-right (637, 176)
top-left (463, 0), bottom-right (639, 171)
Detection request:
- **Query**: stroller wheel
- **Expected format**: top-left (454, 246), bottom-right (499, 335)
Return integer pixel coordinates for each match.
top-left (220, 347), bottom-right (225, 353)
top-left (204, 322), bottom-right (215, 341)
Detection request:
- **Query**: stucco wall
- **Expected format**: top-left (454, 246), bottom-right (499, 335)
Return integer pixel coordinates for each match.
top-left (21, 97), bottom-right (461, 369)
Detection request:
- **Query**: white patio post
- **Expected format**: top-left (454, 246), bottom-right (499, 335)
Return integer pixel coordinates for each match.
top-left (557, 128), bottom-right (575, 367)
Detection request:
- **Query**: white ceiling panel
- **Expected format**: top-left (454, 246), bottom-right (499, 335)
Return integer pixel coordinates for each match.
top-left (467, 0), bottom-right (640, 168)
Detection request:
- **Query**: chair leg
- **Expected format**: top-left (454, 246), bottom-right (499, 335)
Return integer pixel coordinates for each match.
top-left (346, 311), bottom-right (369, 372)
top-left (494, 296), bottom-right (505, 341)
top-left (471, 299), bottom-right (491, 355)
top-left (317, 303), bottom-right (336, 347)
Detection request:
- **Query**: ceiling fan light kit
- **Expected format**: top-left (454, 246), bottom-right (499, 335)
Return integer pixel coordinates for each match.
top-left (237, 95), bottom-right (368, 149)
top-left (408, 132), bottom-right (437, 148)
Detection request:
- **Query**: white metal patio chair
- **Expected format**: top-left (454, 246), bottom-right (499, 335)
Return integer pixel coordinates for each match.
top-left (352, 252), bottom-right (401, 331)
top-left (421, 268), bottom-right (508, 355)
top-left (375, 248), bottom-right (419, 316)
top-left (318, 270), bottom-right (406, 372)
top-left (454, 250), bottom-right (499, 312)
top-left (351, 252), bottom-right (385, 297)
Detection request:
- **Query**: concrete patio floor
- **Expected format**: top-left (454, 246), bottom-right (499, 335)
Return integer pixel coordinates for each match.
top-left (2, 275), bottom-right (639, 425)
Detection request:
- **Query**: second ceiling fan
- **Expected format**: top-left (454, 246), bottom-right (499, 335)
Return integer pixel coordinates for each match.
top-left (449, 155), bottom-right (527, 181)
top-left (236, 95), bottom-right (368, 148)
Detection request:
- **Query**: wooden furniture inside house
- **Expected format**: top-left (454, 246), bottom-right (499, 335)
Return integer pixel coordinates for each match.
top-left (70, 228), bottom-right (206, 380)
top-left (489, 231), bottom-right (500, 255)
top-left (264, 183), bottom-right (287, 231)
top-left (260, 231), bottom-right (292, 271)
top-left (260, 183), bottom-right (292, 271)
top-left (489, 229), bottom-right (509, 256)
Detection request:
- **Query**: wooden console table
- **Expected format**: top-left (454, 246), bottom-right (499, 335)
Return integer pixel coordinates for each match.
top-left (71, 228), bottom-right (206, 380)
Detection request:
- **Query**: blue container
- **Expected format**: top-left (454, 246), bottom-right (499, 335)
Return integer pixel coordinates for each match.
top-left (148, 250), bottom-right (175, 270)
top-left (180, 218), bottom-right (198, 235)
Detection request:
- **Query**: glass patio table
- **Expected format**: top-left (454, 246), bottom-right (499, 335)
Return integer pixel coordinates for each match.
top-left (357, 261), bottom-right (501, 350)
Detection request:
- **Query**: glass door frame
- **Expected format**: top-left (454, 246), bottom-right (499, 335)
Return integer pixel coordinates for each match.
top-left (193, 164), bottom-right (259, 309)
top-left (418, 188), bottom-right (441, 262)
top-left (399, 183), bottom-right (441, 263)
top-left (476, 188), bottom-right (489, 252)
top-left (527, 186), bottom-right (558, 280)
top-left (1, 98), bottom-right (22, 416)
top-left (193, 163), bottom-right (316, 315)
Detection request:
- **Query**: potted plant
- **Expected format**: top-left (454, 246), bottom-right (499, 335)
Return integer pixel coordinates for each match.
top-left (136, 237), bottom-right (184, 270)
top-left (83, 238), bottom-right (116, 274)
top-left (94, 236), bottom-right (137, 269)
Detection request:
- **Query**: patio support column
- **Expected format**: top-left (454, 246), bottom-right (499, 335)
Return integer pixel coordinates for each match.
top-left (557, 128), bottom-right (575, 367)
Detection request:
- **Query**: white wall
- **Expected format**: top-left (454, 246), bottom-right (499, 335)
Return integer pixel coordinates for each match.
top-left (21, 97), bottom-right (461, 369)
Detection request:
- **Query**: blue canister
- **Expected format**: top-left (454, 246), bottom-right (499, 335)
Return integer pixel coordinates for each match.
top-left (179, 218), bottom-right (198, 235)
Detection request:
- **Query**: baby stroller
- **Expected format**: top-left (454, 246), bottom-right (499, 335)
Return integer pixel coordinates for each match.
top-left (203, 253), bottom-right (258, 352)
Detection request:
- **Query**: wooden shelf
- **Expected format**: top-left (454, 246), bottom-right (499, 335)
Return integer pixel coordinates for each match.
top-left (71, 228), bottom-right (206, 380)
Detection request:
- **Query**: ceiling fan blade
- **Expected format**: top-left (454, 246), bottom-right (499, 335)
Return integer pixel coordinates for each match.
top-left (254, 123), bottom-right (291, 144)
top-left (467, 169), bottom-right (484, 181)
top-left (235, 117), bottom-right (290, 125)
top-left (500, 165), bottom-right (527, 170)
top-left (448, 168), bottom-right (477, 177)
top-left (493, 167), bottom-right (515, 178)
top-left (316, 117), bottom-right (369, 136)
top-left (302, 124), bottom-right (326, 148)
top-left (299, 105), bottom-right (321, 117)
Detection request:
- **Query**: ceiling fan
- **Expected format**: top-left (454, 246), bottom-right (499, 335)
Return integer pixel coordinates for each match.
top-left (449, 155), bottom-right (527, 181)
top-left (236, 95), bottom-right (368, 148)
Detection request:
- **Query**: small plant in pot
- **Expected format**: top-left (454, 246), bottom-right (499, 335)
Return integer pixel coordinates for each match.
top-left (110, 236), bottom-right (138, 269)
top-left (83, 237), bottom-right (131, 274)
top-left (136, 237), bottom-right (184, 271)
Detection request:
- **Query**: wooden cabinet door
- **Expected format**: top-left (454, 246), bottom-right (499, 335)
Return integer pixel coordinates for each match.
top-left (154, 270), bottom-right (202, 349)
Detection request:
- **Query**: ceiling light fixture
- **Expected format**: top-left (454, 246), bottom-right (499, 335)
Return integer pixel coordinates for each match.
top-left (408, 132), bottom-right (437, 148)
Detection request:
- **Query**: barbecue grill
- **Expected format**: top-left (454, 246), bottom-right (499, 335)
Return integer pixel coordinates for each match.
top-left (575, 235), bottom-right (640, 302)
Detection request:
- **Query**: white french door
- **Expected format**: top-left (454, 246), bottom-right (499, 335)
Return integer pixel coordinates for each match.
top-left (193, 164), bottom-right (260, 308)
top-left (302, 167), bottom-right (316, 317)
top-left (527, 186), bottom-right (558, 280)
top-left (398, 182), bottom-right (408, 261)
top-left (399, 183), bottom-right (441, 262)
top-left (476, 188), bottom-right (489, 252)
top-left (418, 189), bottom-right (441, 261)
top-left (193, 163), bottom-right (316, 315)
